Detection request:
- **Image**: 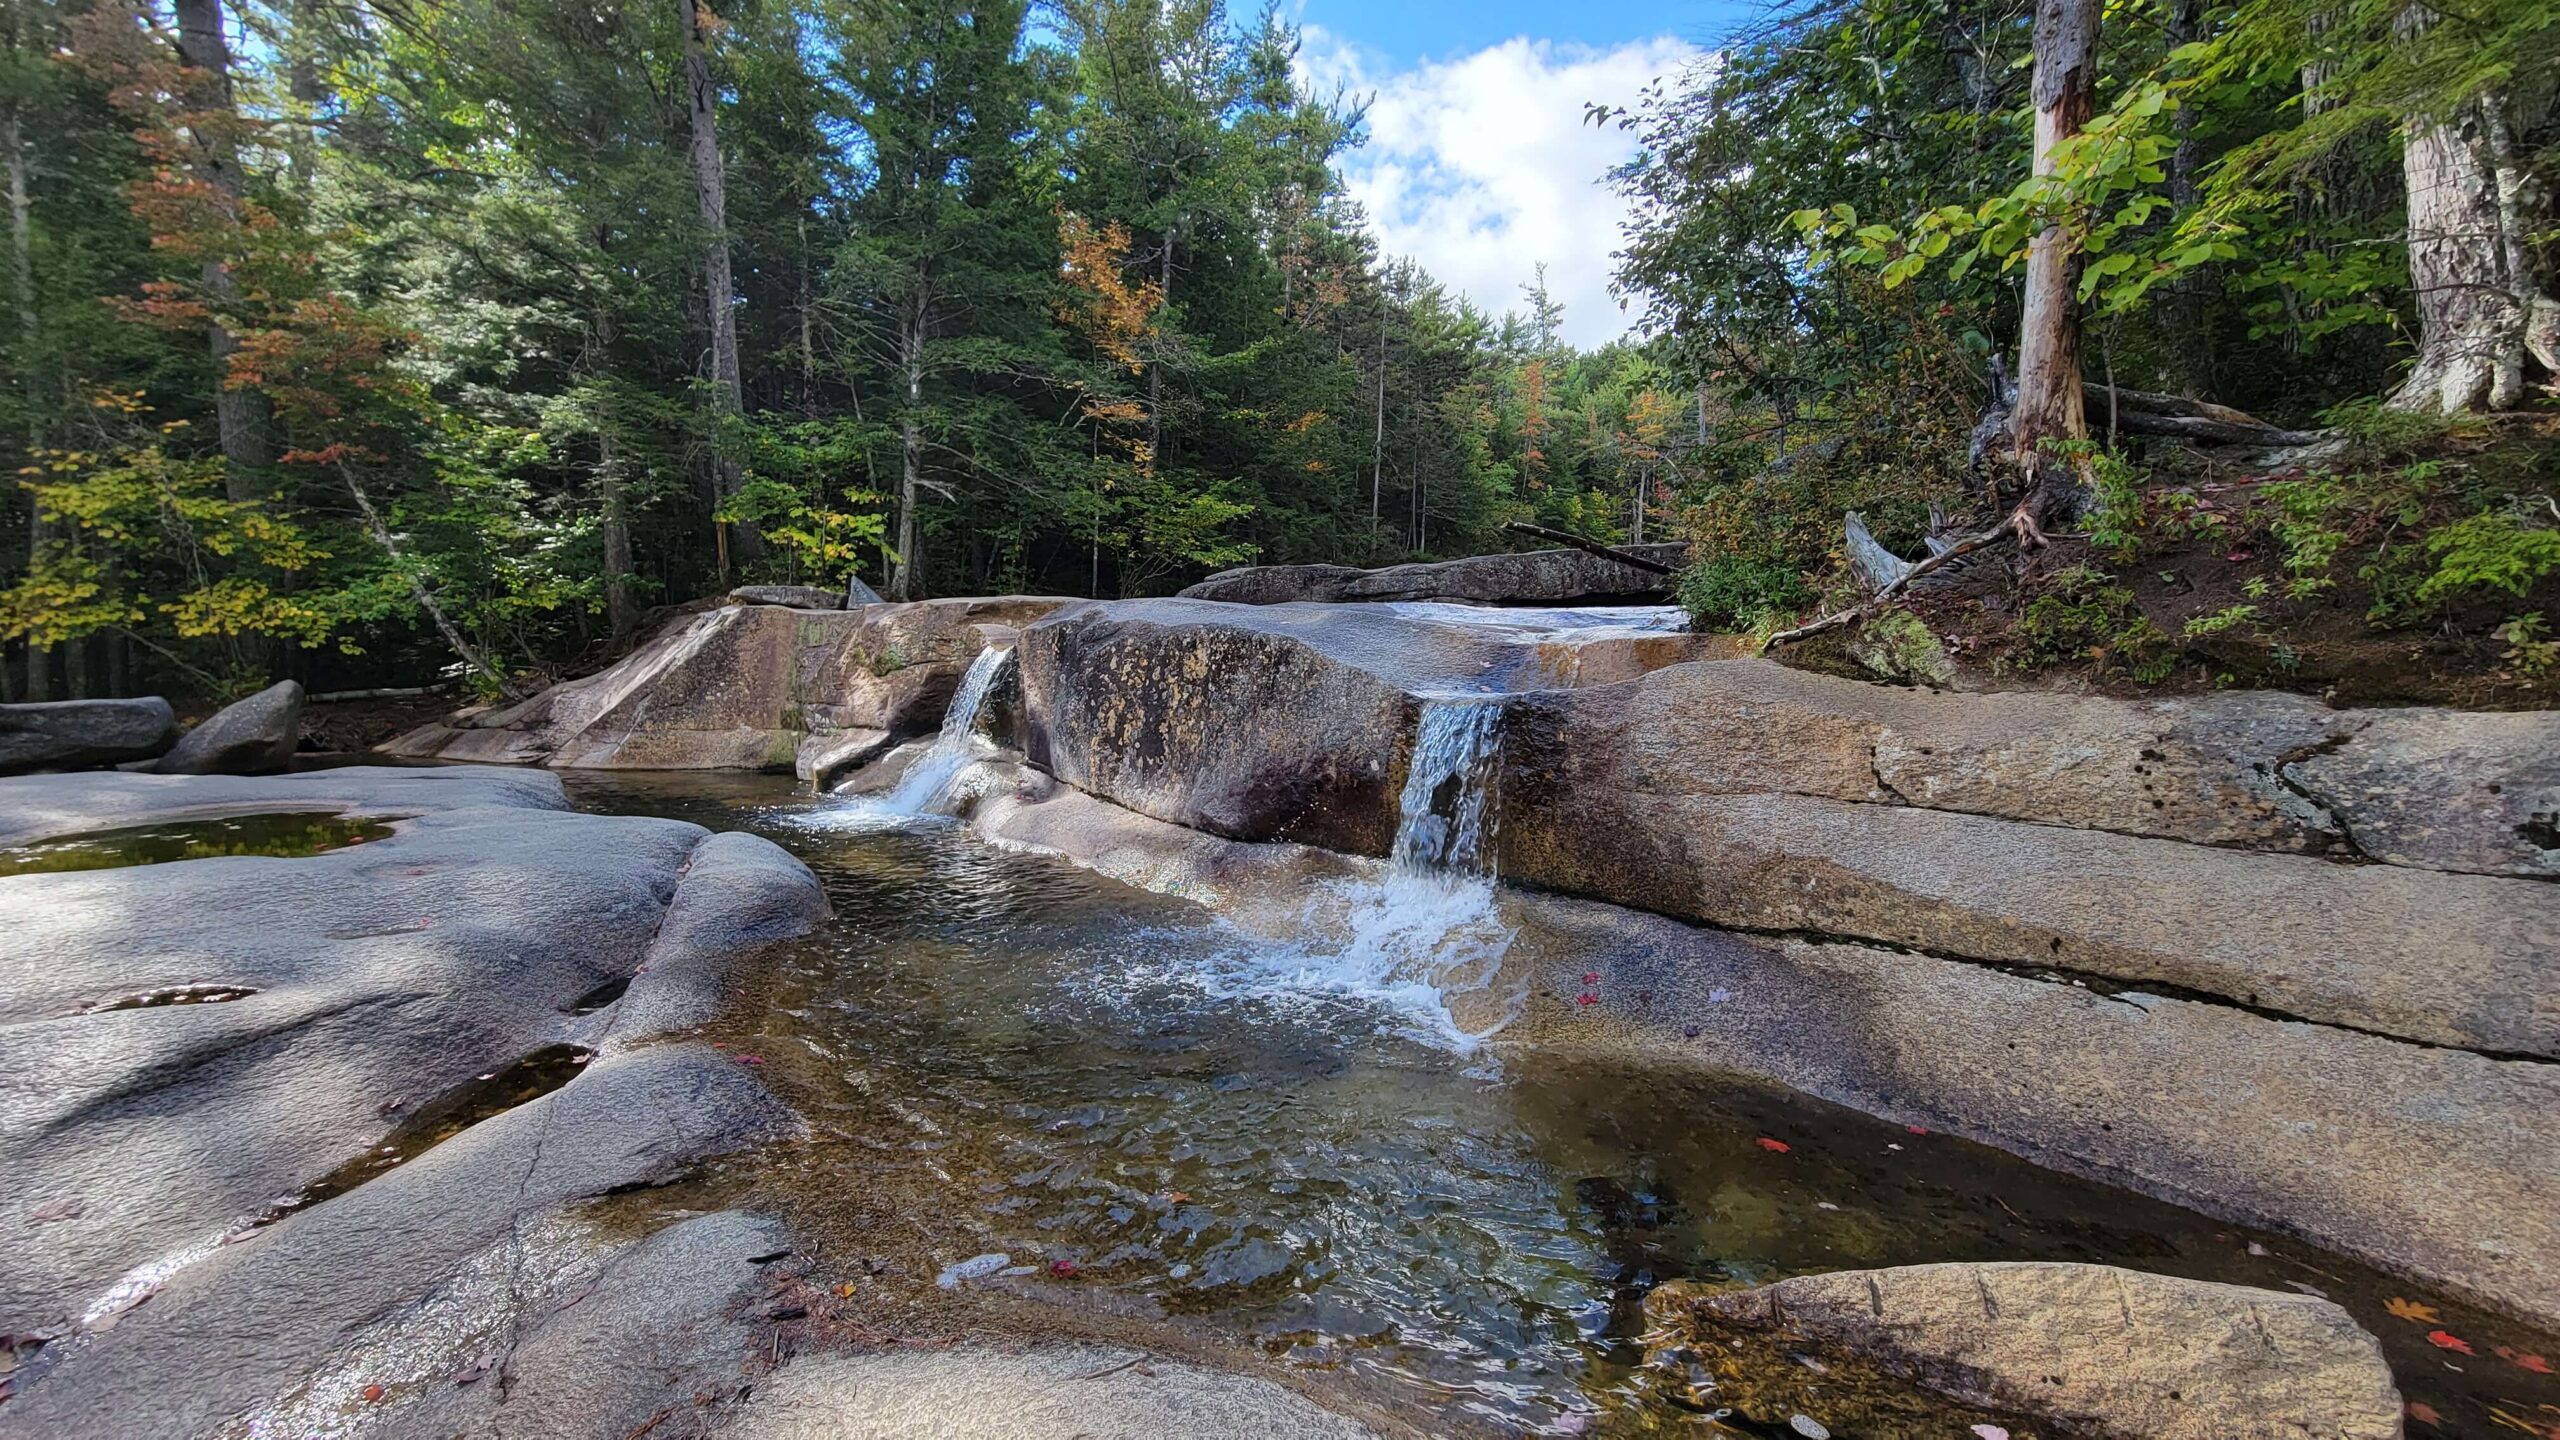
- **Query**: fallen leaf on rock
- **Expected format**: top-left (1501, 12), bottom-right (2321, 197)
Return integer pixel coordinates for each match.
top-left (1756, 1137), bottom-right (1791, 1153)
top-left (2403, 1401), bottom-right (2441, 1428)
top-left (836, 1283), bottom-right (856, 1297)
top-left (2387, 1297), bottom-right (2443, 1325)
top-left (361, 1384), bottom-right (385, 1403)
top-left (1905, 1125), bottom-right (1928, 1136)
top-left (26, 1198), bottom-right (84, 1223)
top-left (1581, 972), bottom-right (1601, 984)
top-left (2493, 1345), bottom-right (2555, 1374)
top-left (1050, 1259), bottom-right (1078, 1276)
top-left (2426, 1329), bottom-right (2474, 1355)
top-left (1576, 992), bottom-right (1598, 1006)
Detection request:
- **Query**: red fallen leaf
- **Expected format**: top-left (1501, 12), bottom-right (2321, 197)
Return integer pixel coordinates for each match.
top-left (1049, 1260), bottom-right (1078, 1276)
top-left (361, 1384), bottom-right (386, 1403)
top-left (736, 1055), bottom-right (765, 1066)
top-left (1575, 992), bottom-right (1598, 1006)
top-left (2225, 549), bottom-right (2255, 562)
top-left (1580, 972), bottom-right (1601, 984)
top-left (1905, 1125), bottom-right (1929, 1136)
top-left (2404, 1401), bottom-right (2442, 1428)
top-left (2494, 1345), bottom-right (2556, 1374)
top-left (2426, 1329), bottom-right (2474, 1355)
top-left (1756, 1137), bottom-right (1791, 1153)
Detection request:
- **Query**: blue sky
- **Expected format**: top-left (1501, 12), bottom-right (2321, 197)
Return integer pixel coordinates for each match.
top-left (1287, 1), bottom-right (1755, 346)
top-left (1294, 0), bottom-right (1758, 70)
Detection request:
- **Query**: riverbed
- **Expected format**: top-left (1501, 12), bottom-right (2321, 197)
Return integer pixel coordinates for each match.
top-left (563, 770), bottom-right (2557, 1438)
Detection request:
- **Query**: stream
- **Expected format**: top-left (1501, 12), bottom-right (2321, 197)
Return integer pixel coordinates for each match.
top-left (560, 768), bottom-right (2558, 1438)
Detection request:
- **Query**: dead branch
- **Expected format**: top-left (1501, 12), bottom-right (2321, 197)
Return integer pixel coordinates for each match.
top-left (1498, 521), bottom-right (1681, 575)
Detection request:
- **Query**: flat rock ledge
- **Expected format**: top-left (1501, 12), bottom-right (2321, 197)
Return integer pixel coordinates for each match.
top-left (382, 594), bottom-right (1066, 770)
top-left (0, 766), bottom-right (826, 1437)
top-left (1178, 542), bottom-right (1687, 606)
top-left (1648, 1262), bottom-right (2403, 1440)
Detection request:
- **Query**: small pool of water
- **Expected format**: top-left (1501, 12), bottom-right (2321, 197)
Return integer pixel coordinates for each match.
top-left (569, 772), bottom-right (2556, 1438)
top-left (0, 812), bottom-right (392, 876)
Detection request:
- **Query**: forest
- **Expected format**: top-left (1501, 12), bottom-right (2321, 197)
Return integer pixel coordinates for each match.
top-left (1, 0), bottom-right (2554, 704)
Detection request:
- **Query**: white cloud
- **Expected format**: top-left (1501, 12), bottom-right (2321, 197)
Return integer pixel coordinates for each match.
top-left (1300, 30), bottom-right (1701, 349)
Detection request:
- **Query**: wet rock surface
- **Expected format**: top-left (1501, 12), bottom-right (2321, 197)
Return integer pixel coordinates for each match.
top-left (1017, 598), bottom-right (1714, 853)
top-left (0, 697), bottom-right (178, 774)
top-left (150, 679), bottom-right (304, 775)
top-left (1178, 542), bottom-right (1686, 606)
top-left (382, 595), bottom-right (1067, 770)
top-left (1651, 1262), bottom-right (2403, 1440)
top-left (720, 1342), bottom-right (1383, 1439)
top-left (0, 766), bottom-right (825, 1435)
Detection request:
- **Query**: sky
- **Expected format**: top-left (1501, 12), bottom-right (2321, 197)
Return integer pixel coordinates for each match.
top-left (1290, 0), bottom-right (1755, 348)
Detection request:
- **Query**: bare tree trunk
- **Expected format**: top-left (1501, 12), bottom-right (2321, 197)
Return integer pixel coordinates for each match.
top-left (172, 0), bottom-right (268, 506)
top-left (2007, 0), bottom-right (2101, 540)
top-left (1148, 225), bottom-right (1172, 469)
top-left (676, 0), bottom-right (759, 565)
top-left (2390, 83), bottom-right (2560, 413)
top-left (1370, 291), bottom-right (1385, 524)
top-left (890, 307), bottom-right (923, 602)
top-left (6, 81), bottom-right (47, 701)
top-left (338, 461), bottom-right (506, 691)
top-left (598, 411), bottom-right (637, 641)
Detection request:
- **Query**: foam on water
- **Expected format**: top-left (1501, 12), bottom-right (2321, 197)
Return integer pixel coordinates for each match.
top-left (805, 646), bottom-right (1013, 832)
top-left (1177, 697), bottom-right (1521, 1054)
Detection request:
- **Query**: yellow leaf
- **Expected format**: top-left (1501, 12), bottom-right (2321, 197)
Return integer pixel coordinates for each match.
top-left (2385, 1296), bottom-right (2441, 1325)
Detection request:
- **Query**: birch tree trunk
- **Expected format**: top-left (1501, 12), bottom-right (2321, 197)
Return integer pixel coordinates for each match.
top-left (172, 0), bottom-right (267, 506)
top-left (2007, 0), bottom-right (2101, 539)
top-left (2389, 87), bottom-right (2560, 414)
top-left (676, 0), bottom-right (760, 566)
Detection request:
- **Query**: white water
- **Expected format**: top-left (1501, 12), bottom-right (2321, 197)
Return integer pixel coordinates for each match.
top-left (1190, 697), bottom-right (1521, 1054)
top-left (812, 646), bottom-right (1013, 829)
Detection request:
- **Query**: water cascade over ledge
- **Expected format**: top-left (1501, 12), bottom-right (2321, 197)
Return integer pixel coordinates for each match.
top-left (822, 645), bottom-right (1014, 826)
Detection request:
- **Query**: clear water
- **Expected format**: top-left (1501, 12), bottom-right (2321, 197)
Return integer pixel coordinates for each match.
top-left (569, 772), bottom-right (2560, 1439)
top-left (0, 812), bottom-right (392, 876)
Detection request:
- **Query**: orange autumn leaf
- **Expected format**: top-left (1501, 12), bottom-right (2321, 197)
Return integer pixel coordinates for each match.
top-left (2386, 1297), bottom-right (2443, 1325)
top-left (2493, 1345), bottom-right (2556, 1375)
top-left (1756, 1137), bottom-right (1791, 1153)
top-left (2404, 1401), bottom-right (2442, 1428)
top-left (2425, 1329), bottom-right (2474, 1355)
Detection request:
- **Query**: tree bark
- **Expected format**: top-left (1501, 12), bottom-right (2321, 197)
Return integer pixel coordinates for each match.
top-left (2007, 0), bottom-right (2102, 538)
top-left (5, 74), bottom-right (47, 701)
top-left (597, 411), bottom-right (637, 641)
top-left (2389, 84), bottom-right (2560, 414)
top-left (338, 461), bottom-right (507, 692)
top-left (890, 306), bottom-right (923, 601)
top-left (675, 0), bottom-right (759, 563)
top-left (171, 0), bottom-right (268, 506)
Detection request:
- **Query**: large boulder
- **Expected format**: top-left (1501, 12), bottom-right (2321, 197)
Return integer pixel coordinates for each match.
top-left (380, 595), bottom-right (1069, 770)
top-left (0, 697), bottom-right (177, 774)
top-left (1016, 598), bottom-right (1718, 853)
top-left (151, 678), bottom-right (304, 774)
top-left (1178, 543), bottom-right (1687, 606)
top-left (0, 766), bottom-right (824, 1346)
top-left (1649, 1263), bottom-right (2402, 1440)
top-left (1499, 659), bottom-right (2560, 1056)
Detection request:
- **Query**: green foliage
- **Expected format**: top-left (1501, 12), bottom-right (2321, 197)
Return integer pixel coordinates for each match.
top-left (1677, 555), bottom-right (1811, 630)
top-left (2500, 614), bottom-right (2558, 677)
top-left (2418, 513), bottom-right (2560, 604)
top-left (2010, 566), bottom-right (2178, 684)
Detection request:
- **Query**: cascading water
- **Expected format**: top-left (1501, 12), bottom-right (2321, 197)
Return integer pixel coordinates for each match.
top-left (1201, 696), bottom-right (1521, 1053)
top-left (823, 646), bottom-right (1013, 826)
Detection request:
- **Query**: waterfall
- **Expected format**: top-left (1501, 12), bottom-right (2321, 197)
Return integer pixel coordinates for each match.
top-left (831, 646), bottom-right (1013, 823)
top-left (1389, 698), bottom-right (1504, 876)
top-left (1203, 695), bottom-right (1520, 1054)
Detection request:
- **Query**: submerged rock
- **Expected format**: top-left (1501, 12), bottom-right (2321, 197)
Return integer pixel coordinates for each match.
top-left (0, 697), bottom-right (177, 774)
top-left (1179, 542), bottom-right (1686, 606)
top-left (381, 595), bottom-right (1068, 770)
top-left (151, 678), bottom-right (304, 774)
top-left (1651, 1262), bottom-right (2403, 1440)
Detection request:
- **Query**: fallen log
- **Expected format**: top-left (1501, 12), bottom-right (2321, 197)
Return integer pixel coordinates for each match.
top-left (1498, 521), bottom-right (1682, 576)
top-left (1763, 524), bottom-right (2011, 648)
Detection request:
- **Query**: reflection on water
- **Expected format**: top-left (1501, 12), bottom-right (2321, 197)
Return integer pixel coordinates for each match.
top-left (0, 812), bottom-right (392, 876)
top-left (569, 772), bottom-right (2558, 1438)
